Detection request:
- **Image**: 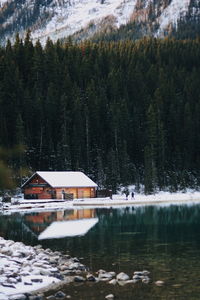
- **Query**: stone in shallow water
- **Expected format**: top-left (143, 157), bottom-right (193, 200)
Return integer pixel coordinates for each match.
top-left (73, 257), bottom-right (79, 263)
top-left (172, 284), bottom-right (182, 288)
top-left (116, 272), bottom-right (130, 281)
top-left (109, 279), bottom-right (117, 285)
top-left (74, 276), bottom-right (85, 282)
top-left (155, 280), bottom-right (164, 286)
top-left (132, 274), bottom-right (142, 280)
top-left (54, 291), bottom-right (66, 298)
top-left (86, 274), bottom-right (96, 281)
top-left (142, 270), bottom-right (150, 276)
top-left (133, 271), bottom-right (144, 276)
top-left (99, 278), bottom-right (111, 282)
top-left (46, 296), bottom-right (56, 300)
top-left (142, 276), bottom-right (150, 284)
top-left (109, 272), bottom-right (116, 277)
top-left (118, 280), bottom-right (134, 286)
top-left (97, 269), bottom-right (106, 274)
top-left (99, 272), bottom-right (113, 280)
top-left (105, 294), bottom-right (115, 299)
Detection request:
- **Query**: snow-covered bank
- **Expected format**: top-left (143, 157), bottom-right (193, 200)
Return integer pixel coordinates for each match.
top-left (0, 237), bottom-right (88, 299)
top-left (1, 191), bottom-right (200, 214)
top-left (73, 191), bottom-right (200, 207)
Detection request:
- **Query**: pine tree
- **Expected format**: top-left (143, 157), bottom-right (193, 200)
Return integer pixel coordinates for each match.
top-left (144, 103), bottom-right (158, 194)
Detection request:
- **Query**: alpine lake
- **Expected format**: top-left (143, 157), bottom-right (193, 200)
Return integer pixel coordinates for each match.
top-left (1, 202), bottom-right (200, 300)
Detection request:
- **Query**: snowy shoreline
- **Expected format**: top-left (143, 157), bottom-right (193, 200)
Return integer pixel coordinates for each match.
top-left (1, 191), bottom-right (200, 214)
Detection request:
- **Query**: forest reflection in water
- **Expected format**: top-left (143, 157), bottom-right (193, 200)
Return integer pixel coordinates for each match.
top-left (0, 203), bottom-right (200, 299)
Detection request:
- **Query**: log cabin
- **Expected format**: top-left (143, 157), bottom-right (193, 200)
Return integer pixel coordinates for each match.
top-left (21, 171), bottom-right (98, 200)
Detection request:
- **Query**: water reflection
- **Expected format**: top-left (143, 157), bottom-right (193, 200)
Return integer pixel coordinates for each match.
top-left (38, 218), bottom-right (99, 240)
top-left (1, 204), bottom-right (200, 298)
top-left (24, 209), bottom-right (97, 237)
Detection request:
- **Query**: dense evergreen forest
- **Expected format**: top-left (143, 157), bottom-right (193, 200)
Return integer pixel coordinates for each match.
top-left (0, 35), bottom-right (200, 193)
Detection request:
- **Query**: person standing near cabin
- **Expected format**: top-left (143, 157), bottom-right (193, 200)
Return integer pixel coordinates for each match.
top-left (131, 191), bottom-right (134, 199)
top-left (125, 190), bottom-right (129, 200)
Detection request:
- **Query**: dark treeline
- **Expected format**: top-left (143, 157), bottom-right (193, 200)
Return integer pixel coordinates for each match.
top-left (0, 35), bottom-right (200, 193)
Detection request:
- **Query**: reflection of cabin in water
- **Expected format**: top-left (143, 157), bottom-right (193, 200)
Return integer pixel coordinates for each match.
top-left (21, 171), bottom-right (98, 200)
top-left (24, 209), bottom-right (96, 234)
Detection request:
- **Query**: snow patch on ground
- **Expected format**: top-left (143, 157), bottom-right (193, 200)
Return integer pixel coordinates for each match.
top-left (0, 238), bottom-right (61, 297)
top-left (1, 190), bottom-right (200, 214)
top-left (0, 274), bottom-right (59, 296)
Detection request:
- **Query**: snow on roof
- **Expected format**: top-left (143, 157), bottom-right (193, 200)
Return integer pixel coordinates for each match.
top-left (38, 218), bottom-right (99, 239)
top-left (20, 171), bottom-right (97, 188)
top-left (36, 171), bottom-right (97, 188)
top-left (21, 171), bottom-right (97, 188)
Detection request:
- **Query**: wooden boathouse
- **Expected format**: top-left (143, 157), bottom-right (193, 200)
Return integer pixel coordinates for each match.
top-left (21, 171), bottom-right (98, 200)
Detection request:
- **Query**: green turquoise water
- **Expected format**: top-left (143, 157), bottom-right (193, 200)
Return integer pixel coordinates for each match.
top-left (1, 203), bottom-right (200, 299)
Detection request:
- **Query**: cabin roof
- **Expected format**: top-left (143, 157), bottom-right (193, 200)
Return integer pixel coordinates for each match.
top-left (21, 171), bottom-right (98, 188)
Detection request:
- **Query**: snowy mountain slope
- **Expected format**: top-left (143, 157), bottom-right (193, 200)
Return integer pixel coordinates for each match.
top-left (158, 0), bottom-right (191, 33)
top-left (0, 0), bottom-right (198, 44)
top-left (32, 0), bottom-right (138, 43)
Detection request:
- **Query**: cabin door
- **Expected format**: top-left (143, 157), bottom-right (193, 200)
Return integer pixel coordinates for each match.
top-left (77, 189), bottom-right (84, 199)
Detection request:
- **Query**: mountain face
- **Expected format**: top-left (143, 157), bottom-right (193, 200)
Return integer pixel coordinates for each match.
top-left (0, 0), bottom-right (199, 44)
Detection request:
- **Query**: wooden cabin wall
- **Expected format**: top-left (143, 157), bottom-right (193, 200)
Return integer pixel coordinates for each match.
top-left (55, 187), bottom-right (96, 199)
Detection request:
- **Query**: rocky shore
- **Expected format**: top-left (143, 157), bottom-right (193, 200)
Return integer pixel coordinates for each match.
top-left (0, 237), bottom-right (88, 300)
top-left (0, 237), bottom-right (153, 300)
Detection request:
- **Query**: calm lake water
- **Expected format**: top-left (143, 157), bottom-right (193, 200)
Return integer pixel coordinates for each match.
top-left (1, 203), bottom-right (200, 299)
